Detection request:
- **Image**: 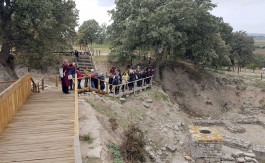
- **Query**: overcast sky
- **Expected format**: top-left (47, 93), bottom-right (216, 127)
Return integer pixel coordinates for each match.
top-left (74, 0), bottom-right (265, 33)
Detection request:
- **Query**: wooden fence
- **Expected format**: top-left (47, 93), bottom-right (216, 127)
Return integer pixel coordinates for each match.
top-left (0, 74), bottom-right (31, 134)
top-left (74, 75), bottom-right (153, 97)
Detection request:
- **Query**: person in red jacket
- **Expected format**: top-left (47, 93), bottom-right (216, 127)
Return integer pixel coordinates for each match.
top-left (110, 67), bottom-right (115, 74)
top-left (76, 67), bottom-right (83, 89)
top-left (62, 60), bottom-right (75, 94)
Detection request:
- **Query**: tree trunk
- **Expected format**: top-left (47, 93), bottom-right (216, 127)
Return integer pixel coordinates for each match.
top-left (0, 43), bottom-right (11, 65)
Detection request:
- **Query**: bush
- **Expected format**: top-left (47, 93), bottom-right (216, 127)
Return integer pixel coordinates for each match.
top-left (108, 143), bottom-right (123, 163)
top-left (109, 117), bottom-right (118, 131)
top-left (120, 125), bottom-right (146, 162)
top-left (80, 134), bottom-right (93, 144)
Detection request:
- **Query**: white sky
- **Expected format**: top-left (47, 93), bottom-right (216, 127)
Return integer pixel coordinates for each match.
top-left (74, 0), bottom-right (115, 27)
top-left (74, 0), bottom-right (265, 33)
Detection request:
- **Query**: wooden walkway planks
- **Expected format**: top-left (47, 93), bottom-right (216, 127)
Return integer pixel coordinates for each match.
top-left (0, 88), bottom-right (75, 163)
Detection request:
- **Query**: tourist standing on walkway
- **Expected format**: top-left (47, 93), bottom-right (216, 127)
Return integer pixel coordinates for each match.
top-left (84, 67), bottom-right (90, 87)
top-left (75, 50), bottom-right (79, 61)
top-left (62, 60), bottom-right (75, 94)
top-left (90, 69), bottom-right (96, 88)
top-left (98, 73), bottom-right (105, 91)
top-left (113, 72), bottom-right (120, 95)
top-left (69, 63), bottom-right (75, 90)
top-left (121, 72), bottom-right (127, 92)
top-left (109, 74), bottom-right (114, 93)
top-left (76, 68), bottom-right (83, 89)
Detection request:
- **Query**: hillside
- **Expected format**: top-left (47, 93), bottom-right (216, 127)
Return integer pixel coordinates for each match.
top-left (79, 58), bottom-right (265, 163)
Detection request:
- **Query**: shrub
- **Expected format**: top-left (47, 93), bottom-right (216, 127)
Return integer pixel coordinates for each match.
top-left (80, 134), bottom-right (93, 144)
top-left (108, 143), bottom-right (123, 163)
top-left (120, 125), bottom-right (146, 162)
top-left (109, 117), bottom-right (118, 131)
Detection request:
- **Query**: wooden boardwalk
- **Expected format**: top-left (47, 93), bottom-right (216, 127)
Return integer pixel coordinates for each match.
top-left (0, 88), bottom-right (75, 163)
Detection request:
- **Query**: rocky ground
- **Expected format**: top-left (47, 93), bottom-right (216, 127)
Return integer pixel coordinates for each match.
top-left (78, 57), bottom-right (265, 163)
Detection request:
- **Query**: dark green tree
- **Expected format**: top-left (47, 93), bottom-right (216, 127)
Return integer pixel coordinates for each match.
top-left (0, 0), bottom-right (78, 71)
top-left (78, 19), bottom-right (100, 45)
top-left (108, 0), bottom-right (231, 69)
top-left (230, 31), bottom-right (255, 69)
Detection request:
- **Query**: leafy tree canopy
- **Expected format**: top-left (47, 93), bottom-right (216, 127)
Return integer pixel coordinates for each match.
top-left (77, 19), bottom-right (101, 45)
top-left (0, 0), bottom-right (78, 70)
top-left (108, 0), bottom-right (255, 69)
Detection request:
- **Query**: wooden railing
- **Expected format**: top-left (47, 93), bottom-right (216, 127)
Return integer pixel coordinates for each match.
top-left (31, 77), bottom-right (44, 93)
top-left (74, 74), bottom-right (79, 136)
top-left (74, 75), bottom-right (153, 97)
top-left (0, 80), bottom-right (17, 85)
top-left (0, 74), bottom-right (31, 134)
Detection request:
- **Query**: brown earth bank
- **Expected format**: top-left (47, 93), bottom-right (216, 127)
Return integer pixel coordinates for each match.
top-left (79, 58), bottom-right (265, 163)
top-left (157, 62), bottom-right (265, 117)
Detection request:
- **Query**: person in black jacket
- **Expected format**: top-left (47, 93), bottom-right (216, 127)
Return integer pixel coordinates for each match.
top-left (98, 73), bottom-right (105, 91)
top-left (113, 73), bottom-right (120, 95)
top-left (137, 71), bottom-right (142, 87)
top-left (128, 71), bottom-right (136, 90)
top-left (109, 74), bottom-right (114, 93)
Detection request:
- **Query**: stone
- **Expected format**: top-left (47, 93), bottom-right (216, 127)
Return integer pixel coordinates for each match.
top-left (146, 99), bottom-right (153, 103)
top-left (166, 145), bottom-right (177, 152)
top-left (236, 157), bottom-right (245, 163)
top-left (120, 98), bottom-right (126, 104)
top-left (253, 144), bottom-right (265, 160)
top-left (222, 135), bottom-right (251, 151)
top-left (244, 156), bottom-right (258, 163)
top-left (193, 120), bottom-right (223, 126)
top-left (222, 153), bottom-right (235, 161)
top-left (232, 152), bottom-right (256, 159)
top-left (142, 102), bottom-right (150, 108)
top-left (240, 105), bottom-right (261, 115)
top-left (184, 156), bottom-right (193, 161)
top-left (224, 123), bottom-right (246, 133)
top-left (233, 117), bottom-right (260, 124)
top-left (189, 126), bottom-right (223, 159)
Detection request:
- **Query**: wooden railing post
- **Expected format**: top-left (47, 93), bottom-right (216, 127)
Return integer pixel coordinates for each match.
top-left (56, 75), bottom-right (58, 87)
top-left (74, 73), bottom-right (79, 136)
top-left (98, 79), bottom-right (100, 92)
top-left (37, 83), bottom-right (40, 93)
top-left (113, 86), bottom-right (116, 98)
top-left (42, 78), bottom-right (44, 90)
top-left (106, 82), bottom-right (109, 94)
top-left (133, 81), bottom-right (135, 94)
top-left (151, 76), bottom-right (153, 86)
top-left (73, 79), bottom-right (75, 91)
top-left (89, 76), bottom-right (92, 91)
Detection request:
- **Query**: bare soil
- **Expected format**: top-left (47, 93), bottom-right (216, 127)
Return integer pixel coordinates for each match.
top-left (77, 58), bottom-right (265, 162)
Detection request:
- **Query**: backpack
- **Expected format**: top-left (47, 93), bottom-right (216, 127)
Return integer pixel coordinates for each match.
top-left (59, 67), bottom-right (66, 79)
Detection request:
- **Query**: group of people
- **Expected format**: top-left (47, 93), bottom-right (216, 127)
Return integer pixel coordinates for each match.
top-left (60, 59), bottom-right (154, 95)
top-left (60, 59), bottom-right (105, 94)
top-left (108, 65), bottom-right (154, 95)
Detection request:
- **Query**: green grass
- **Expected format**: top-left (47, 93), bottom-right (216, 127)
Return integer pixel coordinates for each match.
top-left (253, 80), bottom-right (265, 89)
top-left (90, 44), bottom-right (111, 49)
top-left (93, 55), bottom-right (108, 63)
top-left (153, 92), bottom-right (168, 101)
top-left (255, 39), bottom-right (265, 47)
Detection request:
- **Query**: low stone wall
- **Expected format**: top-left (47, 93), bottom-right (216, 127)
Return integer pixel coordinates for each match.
top-left (222, 135), bottom-right (251, 151)
top-left (253, 145), bottom-right (265, 161)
